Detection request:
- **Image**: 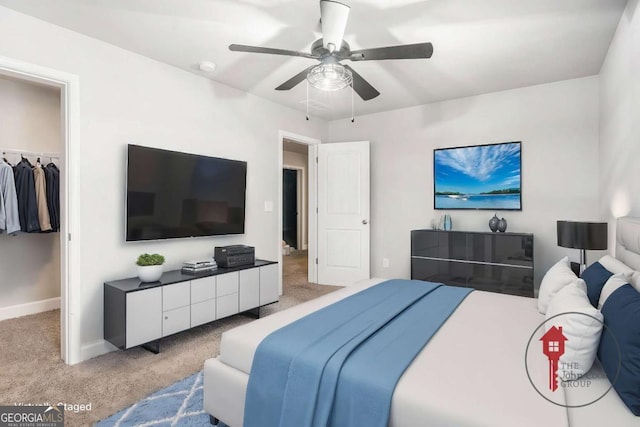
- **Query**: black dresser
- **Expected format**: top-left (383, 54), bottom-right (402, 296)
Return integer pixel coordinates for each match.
top-left (411, 229), bottom-right (534, 297)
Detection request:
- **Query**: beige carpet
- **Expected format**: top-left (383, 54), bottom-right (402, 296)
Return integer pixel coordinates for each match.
top-left (0, 251), bottom-right (340, 426)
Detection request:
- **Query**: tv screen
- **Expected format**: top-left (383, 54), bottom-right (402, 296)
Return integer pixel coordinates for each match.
top-left (434, 141), bottom-right (521, 210)
top-left (126, 145), bottom-right (247, 241)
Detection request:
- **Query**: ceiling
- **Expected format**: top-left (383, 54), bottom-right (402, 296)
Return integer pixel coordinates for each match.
top-left (0, 0), bottom-right (627, 120)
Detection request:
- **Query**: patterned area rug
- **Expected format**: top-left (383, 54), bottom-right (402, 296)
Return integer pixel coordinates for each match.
top-left (95, 371), bottom-right (227, 426)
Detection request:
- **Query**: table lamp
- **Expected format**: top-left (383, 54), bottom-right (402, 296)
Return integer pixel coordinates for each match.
top-left (557, 220), bottom-right (608, 273)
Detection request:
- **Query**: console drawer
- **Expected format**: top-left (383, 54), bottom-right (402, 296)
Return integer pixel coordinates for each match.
top-left (216, 293), bottom-right (239, 319)
top-left (216, 272), bottom-right (239, 297)
top-left (162, 306), bottom-right (190, 337)
top-left (191, 276), bottom-right (216, 304)
top-left (191, 299), bottom-right (216, 327)
top-left (125, 287), bottom-right (162, 348)
top-left (163, 282), bottom-right (190, 311)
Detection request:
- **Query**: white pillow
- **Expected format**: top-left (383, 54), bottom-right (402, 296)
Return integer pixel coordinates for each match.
top-left (538, 256), bottom-right (579, 314)
top-left (598, 255), bottom-right (640, 292)
top-left (597, 273), bottom-right (631, 310)
top-left (599, 255), bottom-right (634, 276)
top-left (633, 271), bottom-right (640, 292)
top-left (545, 280), bottom-right (604, 381)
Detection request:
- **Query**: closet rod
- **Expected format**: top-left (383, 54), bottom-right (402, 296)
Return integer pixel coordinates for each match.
top-left (1, 148), bottom-right (61, 160)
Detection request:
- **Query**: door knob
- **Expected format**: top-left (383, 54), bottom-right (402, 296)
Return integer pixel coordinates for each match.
top-left (362, 220), bottom-right (368, 225)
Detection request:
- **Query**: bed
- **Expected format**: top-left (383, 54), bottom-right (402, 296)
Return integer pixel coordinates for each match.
top-left (203, 217), bottom-right (640, 427)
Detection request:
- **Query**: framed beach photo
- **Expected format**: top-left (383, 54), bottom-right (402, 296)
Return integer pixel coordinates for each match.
top-left (433, 141), bottom-right (522, 210)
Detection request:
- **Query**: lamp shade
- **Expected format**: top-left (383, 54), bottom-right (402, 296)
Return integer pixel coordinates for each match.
top-left (557, 221), bottom-right (608, 250)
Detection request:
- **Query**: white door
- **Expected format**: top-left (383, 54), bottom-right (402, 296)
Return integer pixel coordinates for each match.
top-left (316, 141), bottom-right (370, 286)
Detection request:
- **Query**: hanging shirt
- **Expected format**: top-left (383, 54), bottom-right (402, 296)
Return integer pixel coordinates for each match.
top-left (0, 182), bottom-right (4, 232)
top-left (33, 164), bottom-right (52, 232)
top-left (43, 163), bottom-right (60, 232)
top-left (0, 161), bottom-right (21, 235)
top-left (13, 159), bottom-right (40, 232)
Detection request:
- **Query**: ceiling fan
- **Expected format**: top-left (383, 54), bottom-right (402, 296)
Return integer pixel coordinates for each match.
top-left (229, 0), bottom-right (433, 101)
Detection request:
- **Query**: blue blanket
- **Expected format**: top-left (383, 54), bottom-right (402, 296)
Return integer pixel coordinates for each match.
top-left (243, 279), bottom-right (472, 427)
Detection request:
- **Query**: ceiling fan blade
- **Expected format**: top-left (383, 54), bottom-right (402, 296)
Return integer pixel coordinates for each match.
top-left (229, 44), bottom-right (316, 59)
top-left (344, 65), bottom-right (380, 101)
top-left (275, 66), bottom-right (316, 91)
top-left (350, 42), bottom-right (434, 61)
top-left (320, 0), bottom-right (350, 51)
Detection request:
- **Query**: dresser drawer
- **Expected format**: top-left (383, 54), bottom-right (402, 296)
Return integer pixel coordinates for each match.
top-left (162, 306), bottom-right (190, 337)
top-left (125, 287), bottom-right (162, 348)
top-left (216, 272), bottom-right (239, 297)
top-left (191, 299), bottom-right (216, 327)
top-left (239, 268), bottom-right (260, 311)
top-left (191, 276), bottom-right (216, 304)
top-left (259, 264), bottom-right (279, 306)
top-left (216, 293), bottom-right (239, 319)
top-left (163, 282), bottom-right (190, 311)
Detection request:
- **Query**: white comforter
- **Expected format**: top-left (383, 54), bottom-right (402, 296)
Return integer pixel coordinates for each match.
top-left (216, 279), bottom-right (572, 427)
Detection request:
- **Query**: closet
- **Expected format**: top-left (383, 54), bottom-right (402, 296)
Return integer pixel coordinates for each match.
top-left (0, 75), bottom-right (62, 325)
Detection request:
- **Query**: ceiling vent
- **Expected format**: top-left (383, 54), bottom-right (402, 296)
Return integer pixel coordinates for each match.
top-left (298, 99), bottom-right (329, 110)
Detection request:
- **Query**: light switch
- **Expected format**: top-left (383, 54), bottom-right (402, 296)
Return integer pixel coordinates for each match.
top-left (264, 201), bottom-right (273, 212)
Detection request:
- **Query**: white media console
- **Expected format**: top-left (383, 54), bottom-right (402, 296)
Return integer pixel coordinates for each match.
top-left (104, 260), bottom-right (278, 352)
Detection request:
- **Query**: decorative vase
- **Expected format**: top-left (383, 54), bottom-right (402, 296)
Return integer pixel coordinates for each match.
top-left (497, 218), bottom-right (508, 233)
top-left (443, 214), bottom-right (452, 231)
top-left (489, 214), bottom-right (499, 232)
top-left (138, 265), bottom-right (163, 283)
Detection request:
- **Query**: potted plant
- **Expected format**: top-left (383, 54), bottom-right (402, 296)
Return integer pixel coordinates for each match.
top-left (136, 253), bottom-right (165, 283)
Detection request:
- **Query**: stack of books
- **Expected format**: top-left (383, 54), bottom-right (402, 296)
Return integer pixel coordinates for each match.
top-left (182, 259), bottom-right (217, 274)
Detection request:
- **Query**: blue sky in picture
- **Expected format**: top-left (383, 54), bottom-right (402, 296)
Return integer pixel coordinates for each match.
top-left (434, 143), bottom-right (521, 194)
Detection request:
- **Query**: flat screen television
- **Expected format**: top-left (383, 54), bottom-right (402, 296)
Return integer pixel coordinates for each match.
top-left (434, 141), bottom-right (521, 210)
top-left (126, 145), bottom-right (247, 241)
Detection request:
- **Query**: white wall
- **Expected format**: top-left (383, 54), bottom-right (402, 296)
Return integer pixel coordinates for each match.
top-left (283, 149), bottom-right (309, 249)
top-left (0, 75), bottom-right (61, 309)
top-left (328, 76), bottom-right (601, 287)
top-left (599, 0), bottom-right (640, 246)
top-left (0, 5), bottom-right (326, 360)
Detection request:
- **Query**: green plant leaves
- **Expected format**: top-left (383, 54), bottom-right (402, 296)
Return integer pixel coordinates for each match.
top-left (136, 253), bottom-right (165, 266)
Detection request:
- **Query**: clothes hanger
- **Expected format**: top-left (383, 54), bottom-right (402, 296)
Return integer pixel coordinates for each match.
top-left (46, 157), bottom-right (58, 169)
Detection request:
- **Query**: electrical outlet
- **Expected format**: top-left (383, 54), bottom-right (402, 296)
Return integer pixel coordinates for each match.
top-left (382, 258), bottom-right (389, 268)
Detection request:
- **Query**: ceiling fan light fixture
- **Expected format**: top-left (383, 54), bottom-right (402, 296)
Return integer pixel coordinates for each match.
top-left (306, 63), bottom-right (352, 91)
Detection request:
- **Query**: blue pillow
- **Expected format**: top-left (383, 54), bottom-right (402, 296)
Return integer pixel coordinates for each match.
top-left (581, 262), bottom-right (614, 307)
top-left (598, 284), bottom-right (640, 415)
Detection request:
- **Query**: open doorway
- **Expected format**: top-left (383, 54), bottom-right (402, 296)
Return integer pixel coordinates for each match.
top-left (0, 74), bottom-right (64, 356)
top-left (282, 168), bottom-right (299, 250)
top-left (0, 57), bottom-right (80, 364)
top-left (278, 131), bottom-right (320, 296)
top-left (282, 139), bottom-right (309, 291)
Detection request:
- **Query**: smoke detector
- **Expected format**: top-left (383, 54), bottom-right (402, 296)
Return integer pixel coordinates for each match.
top-left (198, 61), bottom-right (216, 73)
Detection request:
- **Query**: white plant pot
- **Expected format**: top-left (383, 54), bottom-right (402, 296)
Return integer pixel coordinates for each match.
top-left (137, 265), bottom-right (163, 283)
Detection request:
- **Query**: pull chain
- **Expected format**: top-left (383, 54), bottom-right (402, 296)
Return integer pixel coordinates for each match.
top-left (351, 84), bottom-right (355, 123)
top-left (306, 80), bottom-right (310, 121)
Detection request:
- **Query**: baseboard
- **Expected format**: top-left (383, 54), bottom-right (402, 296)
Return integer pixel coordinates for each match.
top-left (81, 339), bottom-right (118, 362)
top-left (0, 297), bottom-right (61, 321)
top-left (302, 244), bottom-right (308, 250)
